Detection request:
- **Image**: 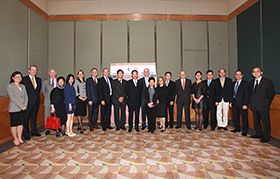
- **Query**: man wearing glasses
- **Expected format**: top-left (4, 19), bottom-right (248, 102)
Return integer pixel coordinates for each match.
top-left (250, 67), bottom-right (275, 143)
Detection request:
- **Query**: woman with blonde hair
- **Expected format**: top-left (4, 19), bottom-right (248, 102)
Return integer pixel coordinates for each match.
top-left (156, 76), bottom-right (168, 132)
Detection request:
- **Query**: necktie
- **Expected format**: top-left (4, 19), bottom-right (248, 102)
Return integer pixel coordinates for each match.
top-left (51, 79), bottom-right (54, 88)
top-left (146, 78), bottom-right (149, 87)
top-left (106, 78), bottom-right (112, 94)
top-left (134, 80), bottom-right (137, 87)
top-left (208, 80), bottom-right (210, 86)
top-left (182, 80), bottom-right (185, 91)
top-left (119, 79), bottom-right (122, 84)
top-left (31, 77), bottom-right (36, 89)
top-left (234, 81), bottom-right (239, 98)
top-left (166, 81), bottom-right (169, 87)
top-left (221, 79), bottom-right (224, 88)
top-left (254, 80), bottom-right (258, 91)
top-left (94, 78), bottom-right (97, 86)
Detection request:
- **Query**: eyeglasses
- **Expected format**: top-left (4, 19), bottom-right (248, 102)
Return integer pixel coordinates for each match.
top-left (252, 70), bottom-right (261, 73)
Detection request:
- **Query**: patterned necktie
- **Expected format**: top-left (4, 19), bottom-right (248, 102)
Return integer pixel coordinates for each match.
top-left (31, 77), bottom-right (36, 89)
top-left (234, 81), bottom-right (239, 98)
top-left (51, 79), bottom-right (54, 88)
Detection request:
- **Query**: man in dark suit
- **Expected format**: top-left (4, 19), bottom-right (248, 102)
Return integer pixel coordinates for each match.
top-left (98, 68), bottom-right (113, 131)
top-left (126, 70), bottom-right (143, 132)
top-left (229, 70), bottom-right (251, 136)
top-left (112, 69), bottom-right (127, 131)
top-left (139, 68), bottom-right (150, 130)
top-left (164, 71), bottom-right (176, 128)
top-left (86, 68), bottom-right (100, 131)
top-left (216, 68), bottom-right (233, 131)
top-left (203, 70), bottom-right (218, 131)
top-left (175, 70), bottom-right (192, 129)
top-left (250, 67), bottom-right (275, 143)
top-left (21, 65), bottom-right (42, 140)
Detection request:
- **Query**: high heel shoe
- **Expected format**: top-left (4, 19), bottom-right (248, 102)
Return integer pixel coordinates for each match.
top-left (158, 126), bottom-right (162, 129)
top-left (199, 128), bottom-right (202, 131)
top-left (194, 126), bottom-right (199, 130)
top-left (160, 128), bottom-right (166, 132)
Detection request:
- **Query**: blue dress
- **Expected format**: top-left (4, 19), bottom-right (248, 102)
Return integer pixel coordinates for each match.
top-left (64, 83), bottom-right (77, 114)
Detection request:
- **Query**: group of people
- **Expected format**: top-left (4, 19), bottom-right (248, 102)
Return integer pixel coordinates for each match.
top-left (6, 65), bottom-right (275, 146)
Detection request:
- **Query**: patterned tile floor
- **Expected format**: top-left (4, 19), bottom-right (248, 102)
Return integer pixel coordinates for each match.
top-left (0, 126), bottom-right (280, 179)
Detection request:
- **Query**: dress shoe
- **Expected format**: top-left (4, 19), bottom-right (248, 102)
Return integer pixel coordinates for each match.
top-left (260, 138), bottom-right (270, 143)
top-left (94, 125), bottom-right (100, 129)
top-left (223, 127), bottom-right (228, 131)
top-left (194, 126), bottom-right (198, 130)
top-left (90, 127), bottom-right (94, 131)
top-left (151, 131), bottom-right (154, 133)
top-left (211, 128), bottom-right (215, 131)
top-left (170, 125), bottom-right (173, 129)
top-left (24, 135), bottom-right (30, 140)
top-left (147, 130), bottom-right (151, 132)
top-left (102, 128), bottom-right (106, 131)
top-left (241, 133), bottom-right (247, 136)
top-left (116, 127), bottom-right (120, 131)
top-left (175, 126), bottom-right (181, 129)
top-left (231, 129), bottom-right (240, 133)
top-left (45, 131), bottom-right (50, 135)
top-left (250, 134), bottom-right (263, 138)
top-left (32, 133), bottom-right (41, 137)
top-left (135, 128), bottom-right (140, 132)
top-left (203, 126), bottom-right (208, 129)
top-left (199, 128), bottom-right (202, 131)
top-left (141, 126), bottom-right (146, 130)
top-left (56, 132), bottom-right (60, 137)
top-left (187, 127), bottom-right (192, 130)
top-left (107, 126), bottom-right (113, 130)
top-left (128, 129), bottom-right (132, 132)
top-left (218, 127), bottom-right (223, 130)
top-left (121, 127), bottom-right (126, 131)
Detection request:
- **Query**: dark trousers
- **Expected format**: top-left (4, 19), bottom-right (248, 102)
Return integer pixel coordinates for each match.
top-left (128, 104), bottom-right (140, 130)
top-left (203, 102), bottom-right (217, 129)
top-left (232, 99), bottom-right (249, 134)
top-left (177, 102), bottom-right (190, 127)
top-left (113, 102), bottom-right (126, 128)
top-left (146, 105), bottom-right (156, 132)
top-left (100, 97), bottom-right (112, 129)
top-left (23, 103), bottom-right (39, 136)
top-left (165, 103), bottom-right (174, 127)
top-left (141, 98), bottom-right (147, 127)
top-left (253, 109), bottom-right (271, 139)
top-left (88, 102), bottom-right (99, 127)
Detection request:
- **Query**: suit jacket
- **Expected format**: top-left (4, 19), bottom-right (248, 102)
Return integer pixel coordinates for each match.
top-left (6, 83), bottom-right (28, 112)
top-left (216, 77), bottom-right (233, 103)
top-left (112, 78), bottom-right (127, 105)
top-left (139, 77), bottom-right (149, 101)
top-left (250, 77), bottom-right (275, 111)
top-left (166, 80), bottom-right (176, 103)
top-left (175, 78), bottom-right (192, 104)
top-left (42, 78), bottom-right (54, 106)
top-left (144, 87), bottom-right (158, 106)
top-left (21, 75), bottom-right (41, 106)
top-left (126, 79), bottom-right (143, 107)
top-left (232, 80), bottom-right (251, 108)
top-left (203, 79), bottom-right (218, 105)
top-left (86, 77), bottom-right (99, 104)
top-left (98, 76), bottom-right (113, 104)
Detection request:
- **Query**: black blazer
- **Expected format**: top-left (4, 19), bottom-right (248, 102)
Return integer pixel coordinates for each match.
top-left (21, 76), bottom-right (41, 106)
top-left (86, 77), bottom-right (99, 104)
top-left (98, 76), bottom-right (113, 104)
top-left (139, 77), bottom-right (149, 100)
top-left (144, 87), bottom-right (158, 106)
top-left (112, 79), bottom-right (127, 105)
top-left (203, 79), bottom-right (218, 105)
top-left (232, 80), bottom-right (251, 108)
top-left (175, 78), bottom-right (192, 104)
top-left (126, 79), bottom-right (143, 107)
top-left (166, 80), bottom-right (176, 103)
top-left (250, 77), bottom-right (275, 111)
top-left (216, 77), bottom-right (233, 103)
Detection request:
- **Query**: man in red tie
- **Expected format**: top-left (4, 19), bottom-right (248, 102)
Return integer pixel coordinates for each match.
top-left (175, 71), bottom-right (192, 129)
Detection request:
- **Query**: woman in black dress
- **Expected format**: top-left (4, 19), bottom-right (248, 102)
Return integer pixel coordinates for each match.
top-left (50, 76), bottom-right (67, 137)
top-left (74, 70), bottom-right (87, 134)
top-left (191, 71), bottom-right (206, 131)
top-left (157, 76), bottom-right (168, 132)
top-left (144, 77), bottom-right (158, 133)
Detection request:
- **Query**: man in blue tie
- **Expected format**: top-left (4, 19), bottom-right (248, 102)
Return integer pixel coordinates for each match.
top-left (229, 70), bottom-right (250, 136)
top-left (203, 70), bottom-right (218, 131)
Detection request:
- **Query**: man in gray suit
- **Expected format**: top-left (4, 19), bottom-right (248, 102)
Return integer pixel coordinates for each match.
top-left (42, 69), bottom-right (57, 135)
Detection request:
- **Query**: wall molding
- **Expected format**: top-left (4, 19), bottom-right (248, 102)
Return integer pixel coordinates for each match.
top-left (20, 0), bottom-right (259, 22)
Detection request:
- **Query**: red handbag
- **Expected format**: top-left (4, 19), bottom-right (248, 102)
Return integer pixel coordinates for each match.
top-left (45, 112), bottom-right (61, 130)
